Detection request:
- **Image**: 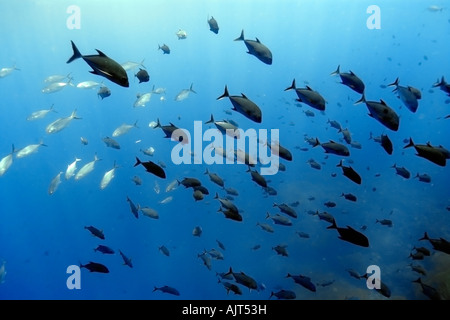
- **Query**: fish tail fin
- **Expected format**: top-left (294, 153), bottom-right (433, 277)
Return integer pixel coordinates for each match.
top-left (155, 118), bottom-right (162, 129)
top-left (234, 30), bottom-right (244, 41)
top-left (326, 219), bottom-right (338, 230)
top-left (214, 192), bottom-right (219, 199)
top-left (312, 138), bottom-right (320, 148)
top-left (134, 120), bottom-right (139, 128)
top-left (11, 144), bottom-right (15, 154)
top-left (412, 277), bottom-right (422, 284)
top-left (354, 93), bottom-right (366, 105)
top-left (330, 65), bottom-right (340, 76)
top-left (387, 77), bottom-right (399, 88)
top-left (134, 157), bottom-right (142, 167)
top-left (205, 114), bottom-right (214, 124)
top-left (284, 79), bottom-right (296, 91)
top-left (336, 160), bottom-right (343, 168)
top-left (403, 137), bottom-right (415, 149)
top-left (189, 83), bottom-right (197, 94)
top-left (419, 232), bottom-right (429, 241)
top-left (217, 85), bottom-right (229, 100)
top-left (67, 41), bottom-right (82, 64)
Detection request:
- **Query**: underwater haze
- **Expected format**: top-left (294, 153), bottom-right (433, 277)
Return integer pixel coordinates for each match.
top-left (0, 0), bottom-right (449, 301)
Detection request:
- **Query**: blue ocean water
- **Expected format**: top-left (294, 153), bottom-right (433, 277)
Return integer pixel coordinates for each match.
top-left (0, 0), bottom-right (449, 301)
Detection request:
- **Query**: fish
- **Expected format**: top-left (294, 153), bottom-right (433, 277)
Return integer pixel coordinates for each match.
top-left (314, 138), bottom-right (350, 156)
top-left (48, 172), bottom-right (63, 195)
top-left (112, 121), bottom-right (138, 137)
top-left (158, 44), bottom-right (170, 54)
top-left (324, 201), bottom-right (336, 208)
top-left (339, 128), bottom-right (352, 144)
top-left (119, 250), bottom-right (133, 268)
top-left (224, 267), bottom-right (258, 290)
top-left (193, 189), bottom-right (204, 201)
top-left (67, 40), bottom-right (129, 87)
top-left (176, 29), bottom-right (187, 39)
top-left (16, 141), bottom-right (47, 159)
top-left (84, 225), bottom-right (105, 240)
top-left (159, 245), bottom-right (170, 257)
top-left (412, 278), bottom-right (443, 300)
top-left (165, 179), bottom-right (178, 193)
top-left (43, 73), bottom-right (71, 83)
top-left (26, 104), bottom-right (57, 121)
top-left (80, 261), bottom-right (109, 273)
top-left (94, 245), bottom-right (115, 254)
top-left (198, 250), bottom-right (212, 270)
top-left (0, 145), bottom-right (15, 176)
top-left (45, 109), bottom-right (81, 134)
top-left (296, 231), bottom-right (310, 239)
top-left (205, 114), bottom-right (240, 139)
top-left (179, 177), bottom-right (202, 189)
top-left (207, 16), bottom-right (219, 34)
top-left (265, 212), bottom-right (292, 226)
top-left (134, 157), bottom-right (166, 179)
top-left (214, 193), bottom-right (239, 213)
top-left (126, 196), bottom-right (139, 219)
top-left (140, 207), bottom-right (159, 219)
top-left (133, 92), bottom-right (152, 107)
top-left (218, 207), bottom-right (243, 222)
top-left (154, 118), bottom-right (189, 144)
top-left (217, 85), bottom-right (262, 123)
top-left (355, 94), bottom-right (400, 131)
top-left (219, 280), bottom-right (242, 295)
top-left (174, 83), bottom-right (196, 101)
top-left (314, 210), bottom-right (335, 224)
top-left (330, 65), bottom-right (365, 94)
top-left (409, 264), bottom-right (427, 276)
top-left (327, 119), bottom-right (342, 131)
top-left (247, 167), bottom-right (267, 188)
top-left (341, 193), bottom-right (357, 202)
top-left (307, 158), bottom-right (321, 170)
top-left (135, 68), bottom-right (149, 83)
top-left (131, 175), bottom-right (142, 186)
top-left (100, 162), bottom-right (119, 190)
top-left (391, 163), bottom-right (410, 179)
top-left (204, 168), bottom-right (225, 187)
top-left (380, 134), bottom-right (393, 155)
top-left (403, 138), bottom-right (447, 167)
top-left (97, 86), bottom-right (111, 99)
top-left (74, 154), bottom-right (101, 180)
top-left (120, 59), bottom-right (145, 72)
top-left (80, 137), bottom-right (88, 145)
top-left (284, 79), bottom-right (326, 111)
top-left (256, 222), bottom-right (274, 233)
top-left (267, 141), bottom-right (293, 161)
top-left (234, 30), bottom-right (272, 65)
top-left (419, 232), bottom-right (450, 255)
top-left (388, 77), bottom-right (421, 113)
top-left (414, 173), bottom-right (431, 183)
top-left (286, 273), bottom-right (316, 292)
top-left (337, 160), bottom-right (362, 184)
top-left (153, 285), bottom-right (180, 296)
top-left (0, 64), bottom-right (20, 78)
top-left (272, 244), bottom-right (289, 257)
top-left (376, 219), bottom-right (393, 227)
top-left (432, 76), bottom-right (450, 96)
top-left (41, 79), bottom-right (74, 94)
top-left (273, 203), bottom-right (297, 218)
top-left (76, 80), bottom-right (101, 89)
top-left (225, 187), bottom-right (239, 196)
top-left (327, 219), bottom-right (370, 247)
top-left (102, 136), bottom-right (121, 150)
top-left (65, 157), bottom-right (81, 180)
top-left (192, 226), bottom-right (202, 237)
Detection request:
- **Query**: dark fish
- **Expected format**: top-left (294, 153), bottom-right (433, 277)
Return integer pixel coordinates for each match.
top-left (225, 187), bottom-right (239, 196)
top-left (179, 177), bottom-right (202, 188)
top-left (341, 193), bottom-right (357, 202)
top-left (207, 16), bottom-right (219, 34)
top-left (409, 251), bottom-right (425, 260)
top-left (158, 44), bottom-right (170, 54)
top-left (193, 189), bottom-right (204, 201)
top-left (266, 212), bottom-right (292, 226)
top-left (409, 263), bottom-right (427, 276)
top-left (413, 246), bottom-right (431, 256)
top-left (204, 168), bottom-right (225, 187)
top-left (307, 158), bottom-right (321, 170)
top-left (205, 114), bottom-right (240, 139)
top-left (355, 94), bottom-right (400, 131)
top-left (272, 244), bottom-right (289, 257)
top-left (327, 219), bottom-right (369, 247)
top-left (216, 239), bottom-right (226, 251)
top-left (284, 79), bottom-right (326, 111)
top-left (273, 202), bottom-right (297, 218)
top-left (419, 232), bottom-right (450, 254)
top-left (153, 118), bottom-right (189, 144)
top-left (159, 245), bottom-right (170, 257)
top-left (412, 278), bottom-right (443, 300)
top-left (134, 157), bottom-right (166, 179)
top-left (84, 225), bottom-right (105, 240)
top-left (376, 219), bottom-right (393, 227)
top-left (403, 138), bottom-right (447, 167)
top-left (234, 29), bottom-right (272, 65)
top-left (324, 201), bottom-right (336, 208)
top-left (135, 68), bottom-right (149, 83)
top-left (388, 77), bottom-right (420, 113)
top-left (286, 273), bottom-right (316, 292)
top-left (119, 250), bottom-right (133, 268)
top-left (66, 41), bottom-right (129, 87)
top-left (247, 167), bottom-right (267, 188)
top-left (380, 134), bottom-right (393, 155)
top-left (193, 185), bottom-right (209, 195)
top-left (391, 163), bottom-right (410, 179)
top-left (327, 119), bottom-right (342, 130)
top-left (314, 138), bottom-right (350, 156)
top-left (102, 136), bottom-right (120, 149)
top-left (314, 210), bottom-right (335, 224)
top-left (268, 142), bottom-right (293, 161)
top-left (217, 85), bottom-right (262, 123)
top-left (153, 285), bottom-right (180, 296)
top-left (296, 231), bottom-right (310, 239)
top-left (432, 76), bottom-right (450, 96)
top-left (94, 245), bottom-right (115, 254)
top-left (97, 86), bottom-right (111, 100)
top-left (270, 289), bottom-right (296, 300)
top-left (80, 261), bottom-right (109, 273)
top-left (361, 274), bottom-right (391, 298)
top-left (337, 160), bottom-right (362, 184)
top-left (224, 267), bottom-right (258, 290)
top-left (415, 173), bottom-right (431, 183)
top-left (330, 65), bottom-right (365, 94)
top-left (219, 279), bottom-right (242, 295)
top-left (339, 128), bottom-right (352, 144)
top-left (126, 196), bottom-right (139, 219)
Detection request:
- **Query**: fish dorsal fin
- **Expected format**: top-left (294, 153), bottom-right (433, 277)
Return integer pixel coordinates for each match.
top-left (241, 93), bottom-right (248, 99)
top-left (306, 85), bottom-right (313, 91)
top-left (95, 49), bottom-right (108, 57)
top-left (255, 37), bottom-right (261, 43)
top-left (380, 99), bottom-right (387, 106)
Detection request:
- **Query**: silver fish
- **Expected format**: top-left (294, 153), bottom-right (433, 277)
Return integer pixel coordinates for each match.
top-left (45, 110), bottom-right (81, 134)
top-left (48, 172), bottom-right (63, 195)
top-left (100, 162), bottom-right (119, 190)
top-left (112, 121), bottom-right (138, 137)
top-left (0, 145), bottom-right (15, 177)
top-left (26, 104), bottom-right (57, 121)
top-left (16, 141), bottom-right (47, 159)
top-left (74, 154), bottom-right (101, 181)
top-left (174, 83), bottom-right (196, 101)
top-left (65, 157), bottom-right (82, 180)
